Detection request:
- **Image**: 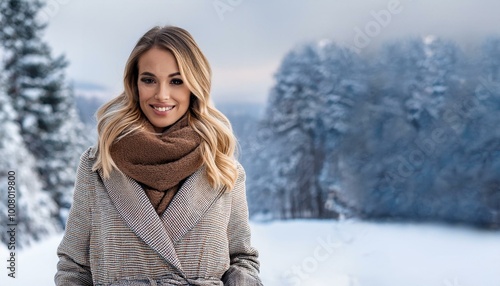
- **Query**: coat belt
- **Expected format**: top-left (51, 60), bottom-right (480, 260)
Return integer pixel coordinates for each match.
top-left (103, 274), bottom-right (223, 286)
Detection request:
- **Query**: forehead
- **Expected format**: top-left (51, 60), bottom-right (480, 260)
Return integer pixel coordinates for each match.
top-left (137, 47), bottom-right (179, 73)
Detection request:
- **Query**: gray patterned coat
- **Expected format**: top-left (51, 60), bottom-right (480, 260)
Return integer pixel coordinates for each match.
top-left (55, 147), bottom-right (262, 286)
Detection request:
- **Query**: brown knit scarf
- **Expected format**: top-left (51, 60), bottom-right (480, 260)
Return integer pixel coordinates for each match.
top-left (110, 115), bottom-right (203, 215)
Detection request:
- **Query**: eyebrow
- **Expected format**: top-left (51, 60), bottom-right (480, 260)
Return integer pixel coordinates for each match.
top-left (139, 71), bottom-right (181, 78)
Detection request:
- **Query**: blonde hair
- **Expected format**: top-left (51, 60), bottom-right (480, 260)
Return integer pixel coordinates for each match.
top-left (93, 26), bottom-right (238, 190)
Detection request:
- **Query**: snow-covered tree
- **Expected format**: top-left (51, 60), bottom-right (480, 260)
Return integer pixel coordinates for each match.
top-left (375, 37), bottom-right (465, 130)
top-left (0, 87), bottom-right (60, 247)
top-left (247, 36), bottom-right (500, 228)
top-left (0, 0), bottom-right (88, 226)
top-left (336, 37), bottom-right (500, 226)
top-left (248, 41), bottom-right (366, 219)
top-left (463, 37), bottom-right (500, 226)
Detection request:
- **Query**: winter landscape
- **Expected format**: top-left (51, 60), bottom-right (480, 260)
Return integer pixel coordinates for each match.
top-left (1, 0), bottom-right (500, 285)
top-left (2, 220), bottom-right (500, 286)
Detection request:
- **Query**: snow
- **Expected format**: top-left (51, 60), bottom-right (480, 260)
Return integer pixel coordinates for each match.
top-left (254, 220), bottom-right (500, 286)
top-left (0, 234), bottom-right (62, 285)
top-left (1, 220), bottom-right (499, 286)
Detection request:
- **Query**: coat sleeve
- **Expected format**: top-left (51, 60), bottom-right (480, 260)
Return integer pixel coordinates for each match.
top-left (222, 163), bottom-right (264, 286)
top-left (54, 149), bottom-right (93, 285)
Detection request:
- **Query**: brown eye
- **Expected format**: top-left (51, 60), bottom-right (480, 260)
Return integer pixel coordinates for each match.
top-left (171, 78), bottom-right (183, 85)
top-left (140, 78), bottom-right (155, 84)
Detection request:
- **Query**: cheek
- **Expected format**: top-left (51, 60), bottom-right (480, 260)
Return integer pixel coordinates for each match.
top-left (137, 87), bottom-right (150, 113)
top-left (181, 93), bottom-right (191, 111)
top-left (139, 87), bottom-right (157, 109)
top-left (137, 85), bottom-right (151, 101)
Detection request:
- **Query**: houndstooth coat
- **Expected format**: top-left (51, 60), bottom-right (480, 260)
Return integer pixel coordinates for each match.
top-left (55, 147), bottom-right (262, 286)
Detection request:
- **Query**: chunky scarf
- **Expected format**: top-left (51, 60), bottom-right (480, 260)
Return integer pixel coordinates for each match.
top-left (110, 115), bottom-right (203, 215)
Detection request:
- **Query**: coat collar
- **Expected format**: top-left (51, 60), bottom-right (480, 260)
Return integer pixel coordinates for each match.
top-left (163, 167), bottom-right (225, 243)
top-left (97, 160), bottom-right (224, 275)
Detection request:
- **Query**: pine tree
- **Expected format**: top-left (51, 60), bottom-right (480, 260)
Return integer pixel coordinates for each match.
top-left (0, 0), bottom-right (88, 226)
top-left (465, 38), bottom-right (500, 226)
top-left (248, 41), bottom-right (365, 219)
top-left (0, 87), bottom-right (60, 247)
top-left (247, 36), bottom-right (500, 227)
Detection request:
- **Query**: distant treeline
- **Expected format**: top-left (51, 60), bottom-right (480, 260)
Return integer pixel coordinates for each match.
top-left (245, 36), bottom-right (500, 228)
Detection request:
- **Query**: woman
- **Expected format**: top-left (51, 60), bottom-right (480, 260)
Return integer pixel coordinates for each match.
top-left (55, 26), bottom-right (263, 286)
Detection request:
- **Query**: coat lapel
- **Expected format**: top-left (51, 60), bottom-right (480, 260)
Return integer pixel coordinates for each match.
top-left (98, 168), bottom-right (184, 273)
top-left (161, 167), bottom-right (225, 243)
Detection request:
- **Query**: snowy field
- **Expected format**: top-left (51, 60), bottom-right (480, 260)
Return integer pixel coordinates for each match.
top-left (1, 219), bottom-right (499, 286)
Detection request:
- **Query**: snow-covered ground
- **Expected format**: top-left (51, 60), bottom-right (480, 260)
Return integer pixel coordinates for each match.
top-left (1, 219), bottom-right (499, 286)
top-left (253, 220), bottom-right (500, 286)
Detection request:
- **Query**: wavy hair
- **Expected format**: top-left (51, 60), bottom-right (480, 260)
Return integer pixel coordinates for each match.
top-left (93, 26), bottom-right (238, 190)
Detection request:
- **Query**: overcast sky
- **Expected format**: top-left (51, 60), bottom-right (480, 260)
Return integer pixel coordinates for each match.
top-left (42, 0), bottom-right (500, 104)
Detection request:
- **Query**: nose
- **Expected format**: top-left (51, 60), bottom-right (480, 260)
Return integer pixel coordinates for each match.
top-left (155, 83), bottom-right (171, 101)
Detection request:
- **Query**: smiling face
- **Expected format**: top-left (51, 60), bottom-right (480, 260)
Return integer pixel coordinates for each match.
top-left (137, 47), bottom-right (191, 132)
